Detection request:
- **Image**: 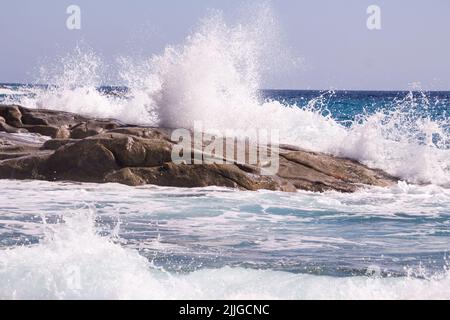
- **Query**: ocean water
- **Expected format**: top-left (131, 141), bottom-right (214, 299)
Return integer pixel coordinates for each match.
top-left (1, 86), bottom-right (449, 299)
top-left (0, 7), bottom-right (449, 299)
top-left (0, 179), bottom-right (449, 300)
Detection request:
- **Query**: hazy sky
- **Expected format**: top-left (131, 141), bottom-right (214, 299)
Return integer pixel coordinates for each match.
top-left (1, 0), bottom-right (449, 90)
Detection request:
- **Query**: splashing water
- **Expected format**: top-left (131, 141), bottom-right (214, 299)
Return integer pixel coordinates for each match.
top-left (16, 46), bottom-right (155, 124)
top-left (0, 181), bottom-right (450, 300)
top-left (1, 4), bottom-right (449, 301)
top-left (336, 91), bottom-right (450, 186)
top-left (7, 6), bottom-right (449, 187)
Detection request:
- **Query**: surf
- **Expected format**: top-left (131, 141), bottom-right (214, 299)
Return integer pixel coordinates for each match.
top-left (0, 190), bottom-right (449, 300)
top-left (6, 5), bottom-right (449, 187)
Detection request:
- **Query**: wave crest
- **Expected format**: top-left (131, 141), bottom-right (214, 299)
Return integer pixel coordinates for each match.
top-left (10, 6), bottom-right (450, 187)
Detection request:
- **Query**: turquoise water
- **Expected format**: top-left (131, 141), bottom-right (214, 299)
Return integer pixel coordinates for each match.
top-left (0, 86), bottom-right (449, 299)
top-left (263, 90), bottom-right (449, 124)
top-left (0, 180), bottom-right (449, 299)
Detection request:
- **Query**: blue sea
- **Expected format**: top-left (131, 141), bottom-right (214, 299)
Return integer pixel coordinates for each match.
top-left (0, 83), bottom-right (449, 299)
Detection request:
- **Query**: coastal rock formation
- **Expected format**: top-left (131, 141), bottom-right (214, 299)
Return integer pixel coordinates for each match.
top-left (0, 105), bottom-right (398, 192)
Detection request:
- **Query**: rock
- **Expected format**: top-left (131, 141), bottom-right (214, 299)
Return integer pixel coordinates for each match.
top-left (0, 144), bottom-right (44, 161)
top-left (16, 106), bottom-right (88, 127)
top-left (69, 119), bottom-right (123, 139)
top-left (41, 141), bottom-right (119, 182)
top-left (0, 154), bottom-right (48, 180)
top-left (0, 131), bottom-right (48, 160)
top-left (0, 116), bottom-right (28, 134)
top-left (20, 110), bottom-right (50, 126)
top-left (70, 126), bottom-right (104, 139)
top-left (109, 127), bottom-right (171, 140)
top-left (83, 133), bottom-right (173, 167)
top-left (281, 151), bottom-right (394, 188)
top-left (0, 105), bottom-right (126, 139)
top-left (0, 105), bottom-right (399, 192)
top-left (104, 167), bottom-right (147, 186)
top-left (42, 139), bottom-right (78, 150)
top-left (105, 163), bottom-right (293, 191)
top-left (21, 125), bottom-right (70, 139)
top-left (0, 105), bottom-right (23, 127)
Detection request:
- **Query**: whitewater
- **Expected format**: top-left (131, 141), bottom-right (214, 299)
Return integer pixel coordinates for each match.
top-left (0, 5), bottom-right (449, 300)
top-left (0, 180), bottom-right (449, 299)
top-left (4, 7), bottom-right (448, 187)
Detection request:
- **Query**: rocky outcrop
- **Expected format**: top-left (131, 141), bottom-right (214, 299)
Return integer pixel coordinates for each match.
top-left (0, 105), bottom-right (398, 192)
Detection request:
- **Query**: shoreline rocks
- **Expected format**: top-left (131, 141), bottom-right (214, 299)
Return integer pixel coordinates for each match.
top-left (0, 105), bottom-right (398, 192)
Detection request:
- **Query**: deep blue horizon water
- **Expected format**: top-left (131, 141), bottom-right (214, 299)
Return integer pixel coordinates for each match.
top-left (3, 83), bottom-right (449, 121)
top-left (263, 89), bottom-right (450, 123)
top-left (0, 84), bottom-right (449, 299)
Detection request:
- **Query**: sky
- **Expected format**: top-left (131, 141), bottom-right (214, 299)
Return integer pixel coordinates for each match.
top-left (1, 0), bottom-right (449, 90)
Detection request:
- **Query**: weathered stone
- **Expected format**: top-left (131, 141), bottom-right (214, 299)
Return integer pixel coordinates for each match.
top-left (0, 144), bottom-right (44, 161)
top-left (42, 141), bottom-right (119, 182)
top-left (42, 139), bottom-right (78, 150)
top-left (17, 106), bottom-right (88, 127)
top-left (0, 133), bottom-right (48, 160)
top-left (0, 105), bottom-right (399, 192)
top-left (0, 155), bottom-right (48, 180)
top-left (0, 116), bottom-right (28, 134)
top-left (84, 133), bottom-right (173, 167)
top-left (104, 167), bottom-right (146, 186)
top-left (105, 163), bottom-right (286, 191)
top-left (70, 126), bottom-right (104, 139)
top-left (0, 105), bottom-right (125, 139)
top-left (109, 127), bottom-right (171, 140)
top-left (21, 125), bottom-right (70, 139)
top-left (69, 120), bottom-right (124, 139)
top-left (281, 151), bottom-right (394, 188)
top-left (0, 105), bottom-right (23, 127)
top-left (20, 111), bottom-right (49, 126)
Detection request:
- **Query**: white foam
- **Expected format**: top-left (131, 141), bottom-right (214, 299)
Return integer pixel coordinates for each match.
top-left (0, 88), bottom-right (28, 96)
top-left (0, 207), bottom-right (448, 300)
top-left (11, 6), bottom-right (449, 187)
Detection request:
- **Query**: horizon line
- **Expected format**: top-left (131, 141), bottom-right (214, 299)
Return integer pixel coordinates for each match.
top-left (1, 82), bottom-right (450, 93)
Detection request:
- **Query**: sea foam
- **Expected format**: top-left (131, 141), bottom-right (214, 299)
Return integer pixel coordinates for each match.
top-left (10, 5), bottom-right (450, 187)
top-left (0, 204), bottom-right (448, 300)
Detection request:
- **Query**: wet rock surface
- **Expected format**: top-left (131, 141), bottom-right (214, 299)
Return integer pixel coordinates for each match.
top-left (0, 105), bottom-right (398, 192)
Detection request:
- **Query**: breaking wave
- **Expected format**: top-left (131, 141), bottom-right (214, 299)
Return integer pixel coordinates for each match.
top-left (0, 205), bottom-right (448, 300)
top-left (8, 4), bottom-right (449, 187)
